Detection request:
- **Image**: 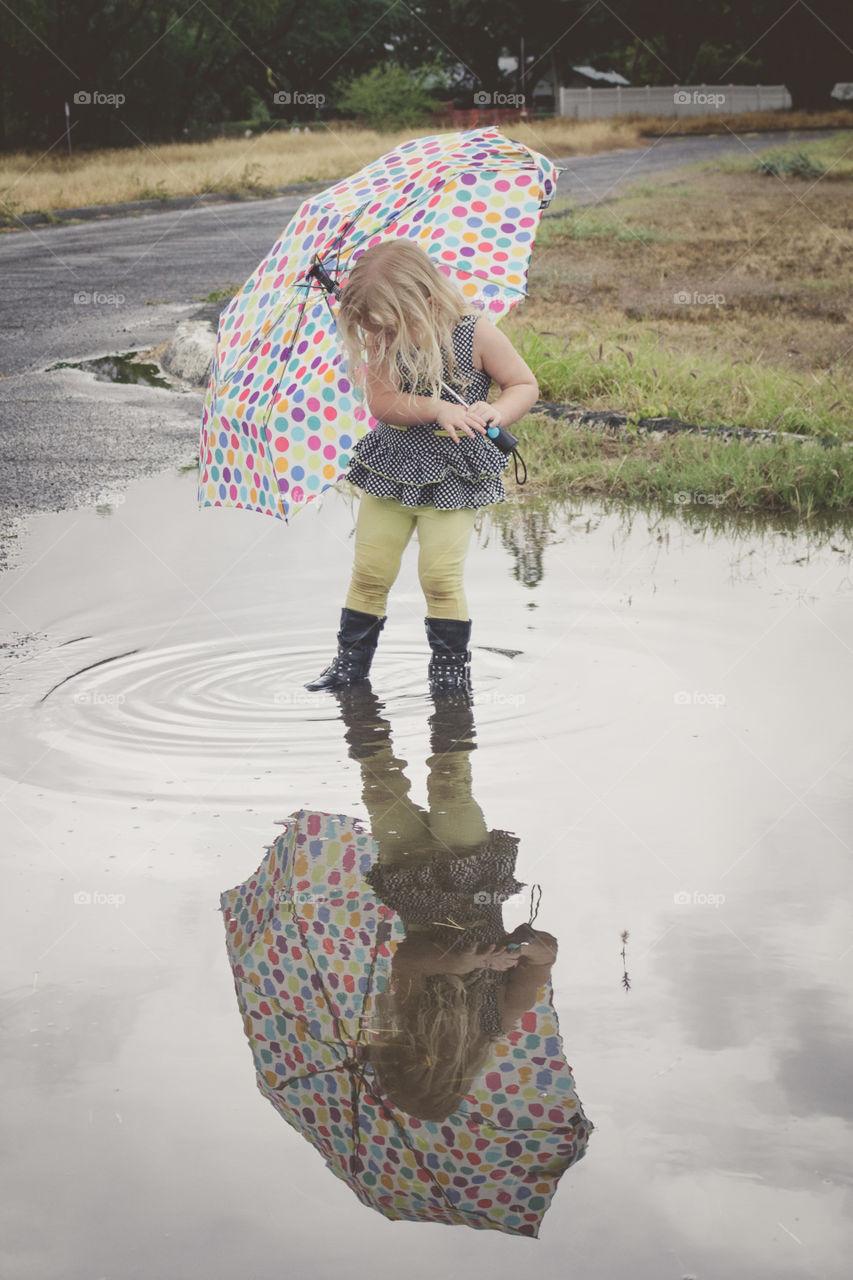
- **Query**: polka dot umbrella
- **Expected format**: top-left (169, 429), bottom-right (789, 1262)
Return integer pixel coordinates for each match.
top-left (198, 126), bottom-right (562, 520)
top-left (220, 809), bottom-right (594, 1236)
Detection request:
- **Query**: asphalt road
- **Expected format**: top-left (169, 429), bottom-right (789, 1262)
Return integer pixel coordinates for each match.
top-left (0, 127), bottom-right (835, 551)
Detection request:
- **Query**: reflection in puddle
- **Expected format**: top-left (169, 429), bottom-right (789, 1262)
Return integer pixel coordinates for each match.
top-left (221, 690), bottom-right (592, 1236)
top-left (45, 351), bottom-right (174, 389)
top-left (4, 469), bottom-right (853, 1274)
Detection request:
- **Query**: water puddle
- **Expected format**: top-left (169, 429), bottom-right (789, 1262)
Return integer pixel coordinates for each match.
top-left (1, 469), bottom-right (852, 1277)
top-left (45, 350), bottom-right (175, 389)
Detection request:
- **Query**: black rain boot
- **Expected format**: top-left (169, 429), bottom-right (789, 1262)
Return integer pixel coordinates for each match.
top-left (332, 681), bottom-right (392, 760)
top-left (425, 616), bottom-right (473, 701)
top-left (428, 695), bottom-right (476, 757)
top-left (305, 607), bottom-right (386, 691)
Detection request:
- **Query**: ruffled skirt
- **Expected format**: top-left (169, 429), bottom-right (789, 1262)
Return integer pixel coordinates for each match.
top-left (346, 422), bottom-right (508, 509)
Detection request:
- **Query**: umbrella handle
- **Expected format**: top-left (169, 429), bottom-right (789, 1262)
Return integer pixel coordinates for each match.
top-left (306, 258), bottom-right (341, 298)
top-left (441, 381), bottom-right (527, 484)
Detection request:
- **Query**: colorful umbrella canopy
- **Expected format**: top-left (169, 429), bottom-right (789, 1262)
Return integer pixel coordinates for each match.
top-left (220, 808), bottom-right (593, 1236)
top-left (198, 126), bottom-right (561, 521)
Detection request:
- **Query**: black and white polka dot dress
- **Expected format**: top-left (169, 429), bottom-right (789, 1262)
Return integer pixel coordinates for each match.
top-left (345, 312), bottom-right (508, 509)
top-left (364, 830), bottom-right (524, 1035)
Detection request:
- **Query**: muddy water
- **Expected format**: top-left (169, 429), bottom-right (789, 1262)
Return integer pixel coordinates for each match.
top-left (1, 471), bottom-right (852, 1278)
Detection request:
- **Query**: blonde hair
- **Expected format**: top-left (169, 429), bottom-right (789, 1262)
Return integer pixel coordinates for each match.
top-left (337, 240), bottom-right (479, 405)
top-left (367, 973), bottom-right (495, 1121)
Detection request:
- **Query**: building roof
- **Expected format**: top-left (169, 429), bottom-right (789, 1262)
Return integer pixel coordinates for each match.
top-left (571, 64), bottom-right (631, 86)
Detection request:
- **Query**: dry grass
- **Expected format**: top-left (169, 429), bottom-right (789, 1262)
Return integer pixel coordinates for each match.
top-left (630, 106), bottom-right (853, 136)
top-left (0, 117), bottom-right (641, 217)
top-left (2, 108), bottom-right (852, 218)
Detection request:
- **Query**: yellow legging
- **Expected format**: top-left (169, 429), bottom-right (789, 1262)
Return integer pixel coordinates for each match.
top-left (357, 728), bottom-right (488, 866)
top-left (345, 492), bottom-right (477, 620)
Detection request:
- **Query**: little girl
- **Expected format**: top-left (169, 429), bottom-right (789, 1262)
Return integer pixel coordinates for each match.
top-left (305, 239), bottom-right (539, 695)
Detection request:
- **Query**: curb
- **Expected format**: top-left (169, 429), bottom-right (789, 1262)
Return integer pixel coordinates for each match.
top-left (530, 400), bottom-right (850, 449)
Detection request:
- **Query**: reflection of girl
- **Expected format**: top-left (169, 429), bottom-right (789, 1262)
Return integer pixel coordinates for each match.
top-left (336, 684), bottom-right (556, 1120)
top-left (305, 239), bottom-right (538, 696)
top-left (370, 928), bottom-right (558, 1122)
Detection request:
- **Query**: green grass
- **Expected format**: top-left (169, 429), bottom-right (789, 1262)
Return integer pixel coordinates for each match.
top-left (755, 150), bottom-right (826, 179)
top-left (514, 330), bottom-right (851, 441)
top-left (714, 129), bottom-right (853, 179)
top-left (536, 205), bottom-right (676, 246)
top-left (201, 284), bottom-right (241, 304)
top-left (510, 415), bottom-right (853, 518)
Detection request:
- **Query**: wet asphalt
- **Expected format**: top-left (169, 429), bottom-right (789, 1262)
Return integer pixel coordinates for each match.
top-left (0, 127), bottom-right (836, 546)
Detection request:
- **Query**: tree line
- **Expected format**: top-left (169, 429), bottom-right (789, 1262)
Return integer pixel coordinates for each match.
top-left (2, 0), bottom-right (850, 149)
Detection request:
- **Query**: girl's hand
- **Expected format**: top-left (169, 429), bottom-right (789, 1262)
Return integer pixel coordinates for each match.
top-left (517, 931), bottom-right (558, 966)
top-left (477, 944), bottom-right (521, 972)
top-left (467, 401), bottom-right (501, 431)
top-left (444, 943), bottom-right (520, 974)
top-left (435, 401), bottom-right (490, 443)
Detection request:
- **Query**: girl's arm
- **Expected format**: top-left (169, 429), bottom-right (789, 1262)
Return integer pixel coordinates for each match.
top-left (365, 362), bottom-right (489, 441)
top-left (471, 317), bottom-right (539, 428)
top-left (392, 934), bottom-right (518, 976)
top-left (498, 960), bottom-right (554, 1031)
top-left (497, 931), bottom-right (558, 1031)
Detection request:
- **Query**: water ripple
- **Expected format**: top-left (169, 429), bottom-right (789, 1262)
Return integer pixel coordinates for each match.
top-left (3, 635), bottom-right (533, 802)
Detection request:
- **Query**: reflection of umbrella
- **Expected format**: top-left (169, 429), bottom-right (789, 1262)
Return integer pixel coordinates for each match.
top-left (221, 809), bottom-right (593, 1236)
top-left (198, 126), bottom-right (561, 521)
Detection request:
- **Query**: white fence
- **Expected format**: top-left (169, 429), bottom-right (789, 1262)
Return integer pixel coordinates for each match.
top-left (558, 83), bottom-right (792, 119)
